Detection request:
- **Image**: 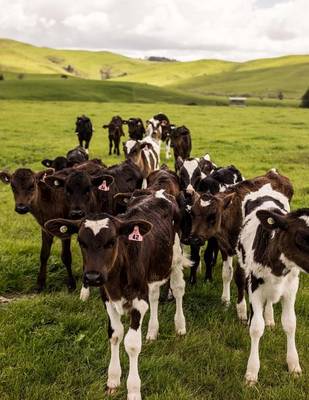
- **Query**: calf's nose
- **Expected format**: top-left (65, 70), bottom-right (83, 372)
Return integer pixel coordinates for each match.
top-left (84, 271), bottom-right (104, 286)
top-left (69, 209), bottom-right (85, 219)
top-left (15, 204), bottom-right (30, 214)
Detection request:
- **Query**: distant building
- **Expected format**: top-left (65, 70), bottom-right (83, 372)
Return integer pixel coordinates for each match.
top-left (229, 97), bottom-right (247, 106)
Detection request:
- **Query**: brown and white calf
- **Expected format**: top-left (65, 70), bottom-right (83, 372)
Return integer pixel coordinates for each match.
top-left (189, 170), bottom-right (293, 305)
top-left (145, 113), bottom-right (173, 160)
top-left (0, 168), bottom-right (75, 291)
top-left (45, 192), bottom-right (189, 400)
top-left (123, 139), bottom-right (159, 188)
top-left (236, 184), bottom-right (307, 385)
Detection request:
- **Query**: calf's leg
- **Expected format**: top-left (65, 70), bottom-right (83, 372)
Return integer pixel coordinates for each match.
top-left (61, 238), bottom-right (76, 291)
top-left (37, 229), bottom-right (53, 291)
top-left (106, 300), bottom-right (124, 394)
top-left (245, 291), bottom-right (264, 385)
top-left (189, 244), bottom-right (200, 284)
top-left (170, 234), bottom-right (186, 335)
top-left (204, 237), bottom-right (219, 282)
top-left (221, 253), bottom-right (233, 305)
top-left (147, 281), bottom-right (165, 340)
top-left (281, 274), bottom-right (301, 375)
top-left (264, 301), bottom-right (275, 328)
top-left (124, 299), bottom-right (148, 400)
top-left (235, 262), bottom-right (247, 322)
top-left (109, 137), bottom-right (112, 155)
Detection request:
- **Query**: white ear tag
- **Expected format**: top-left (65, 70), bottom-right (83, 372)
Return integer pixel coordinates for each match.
top-left (98, 180), bottom-right (109, 191)
top-left (54, 180), bottom-right (60, 186)
top-left (267, 217), bottom-right (275, 225)
top-left (60, 225), bottom-right (68, 233)
top-left (128, 226), bottom-right (143, 242)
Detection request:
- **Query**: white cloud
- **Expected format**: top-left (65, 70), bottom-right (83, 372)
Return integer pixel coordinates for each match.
top-left (0, 0), bottom-right (308, 61)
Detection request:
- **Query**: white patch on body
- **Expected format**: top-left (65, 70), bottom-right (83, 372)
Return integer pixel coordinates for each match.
top-left (84, 218), bottom-right (109, 236)
top-left (203, 154), bottom-right (211, 161)
top-left (155, 189), bottom-right (171, 202)
top-left (125, 140), bottom-right (137, 155)
top-left (200, 199), bottom-right (211, 207)
top-left (299, 215), bottom-right (309, 227)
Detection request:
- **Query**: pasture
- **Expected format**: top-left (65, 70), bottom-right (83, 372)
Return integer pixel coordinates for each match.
top-left (0, 100), bottom-right (308, 400)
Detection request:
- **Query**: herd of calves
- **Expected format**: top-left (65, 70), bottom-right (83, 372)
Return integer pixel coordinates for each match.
top-left (1, 112), bottom-right (308, 400)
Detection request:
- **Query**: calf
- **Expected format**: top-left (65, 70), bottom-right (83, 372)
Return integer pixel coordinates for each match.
top-left (170, 126), bottom-right (192, 170)
top-left (0, 168), bottom-right (75, 291)
top-left (146, 113), bottom-right (173, 160)
top-left (103, 115), bottom-right (125, 156)
top-left (177, 154), bottom-right (217, 284)
top-left (237, 186), bottom-right (307, 385)
top-left (197, 165), bottom-right (243, 194)
top-left (123, 139), bottom-right (159, 188)
top-left (45, 192), bottom-right (189, 399)
top-left (41, 146), bottom-right (89, 171)
top-left (123, 117), bottom-right (145, 140)
top-left (75, 115), bottom-right (93, 153)
top-left (189, 169), bottom-right (293, 307)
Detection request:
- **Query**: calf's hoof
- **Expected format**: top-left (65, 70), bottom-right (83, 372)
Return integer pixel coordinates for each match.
top-left (289, 365), bottom-right (302, 377)
top-left (176, 327), bottom-right (186, 336)
top-left (67, 278), bottom-right (76, 292)
top-left (146, 330), bottom-right (158, 341)
top-left (127, 393), bottom-right (141, 400)
top-left (265, 320), bottom-right (275, 329)
top-left (106, 386), bottom-right (118, 396)
top-left (221, 297), bottom-right (231, 308)
top-left (245, 372), bottom-right (258, 386)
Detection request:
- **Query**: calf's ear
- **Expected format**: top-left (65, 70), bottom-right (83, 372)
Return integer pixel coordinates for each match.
top-left (223, 193), bottom-right (234, 209)
top-left (41, 159), bottom-right (53, 168)
top-left (44, 175), bottom-right (66, 189)
top-left (92, 174), bottom-right (114, 191)
top-left (102, 124), bottom-right (109, 129)
top-left (44, 218), bottom-right (81, 239)
top-left (256, 210), bottom-right (288, 231)
top-left (0, 171), bottom-right (11, 184)
top-left (119, 219), bottom-right (153, 240)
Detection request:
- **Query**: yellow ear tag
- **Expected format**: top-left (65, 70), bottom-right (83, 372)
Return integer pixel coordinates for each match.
top-left (60, 225), bottom-right (68, 233)
top-left (267, 217), bottom-right (275, 225)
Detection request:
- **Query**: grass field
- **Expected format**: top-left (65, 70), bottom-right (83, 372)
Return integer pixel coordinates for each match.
top-left (0, 100), bottom-right (308, 400)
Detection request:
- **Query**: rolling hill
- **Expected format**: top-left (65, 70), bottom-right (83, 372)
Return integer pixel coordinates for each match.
top-left (0, 38), bottom-right (309, 100)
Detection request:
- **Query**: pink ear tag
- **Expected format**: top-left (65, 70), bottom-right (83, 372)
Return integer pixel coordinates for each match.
top-left (128, 225), bottom-right (143, 242)
top-left (98, 180), bottom-right (109, 191)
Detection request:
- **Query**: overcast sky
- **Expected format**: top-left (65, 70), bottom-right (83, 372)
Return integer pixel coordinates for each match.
top-left (0, 0), bottom-right (308, 61)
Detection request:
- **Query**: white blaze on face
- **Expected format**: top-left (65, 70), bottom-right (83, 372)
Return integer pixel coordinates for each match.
top-left (300, 215), bottom-right (309, 227)
top-left (203, 154), bottom-right (211, 161)
top-left (84, 218), bottom-right (109, 236)
top-left (200, 199), bottom-right (211, 207)
top-left (184, 159), bottom-right (199, 191)
top-left (125, 140), bottom-right (137, 155)
top-left (155, 189), bottom-right (171, 202)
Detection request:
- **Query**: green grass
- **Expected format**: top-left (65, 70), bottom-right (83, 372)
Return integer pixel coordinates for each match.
top-left (0, 100), bottom-right (308, 399)
top-left (1, 39), bottom-right (309, 99)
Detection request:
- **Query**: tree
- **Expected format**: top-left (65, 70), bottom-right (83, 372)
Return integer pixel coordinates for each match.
top-left (301, 88), bottom-right (309, 108)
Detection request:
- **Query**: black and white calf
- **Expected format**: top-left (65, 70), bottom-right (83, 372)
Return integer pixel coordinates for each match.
top-left (145, 113), bottom-right (173, 160)
top-left (45, 191), bottom-right (189, 399)
top-left (236, 184), bottom-right (308, 384)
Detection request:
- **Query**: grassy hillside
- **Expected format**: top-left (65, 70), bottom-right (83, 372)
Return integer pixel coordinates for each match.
top-left (0, 100), bottom-right (308, 400)
top-left (1, 39), bottom-right (309, 99)
top-left (0, 78), bottom-right (222, 105)
top-left (169, 62), bottom-right (309, 99)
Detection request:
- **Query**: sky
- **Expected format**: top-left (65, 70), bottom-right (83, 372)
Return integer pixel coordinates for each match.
top-left (0, 0), bottom-right (308, 61)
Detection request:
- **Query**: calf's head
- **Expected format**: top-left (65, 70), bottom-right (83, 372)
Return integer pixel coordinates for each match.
top-left (257, 208), bottom-right (309, 273)
top-left (45, 171), bottom-right (114, 219)
top-left (189, 192), bottom-right (234, 245)
top-left (176, 157), bottom-right (202, 192)
top-left (0, 168), bottom-right (50, 214)
top-left (45, 215), bottom-right (152, 286)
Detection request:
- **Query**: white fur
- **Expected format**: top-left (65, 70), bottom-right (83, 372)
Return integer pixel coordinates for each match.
top-left (125, 140), bottom-right (137, 155)
top-left (147, 279), bottom-right (168, 341)
top-left (183, 159), bottom-right (199, 181)
top-left (300, 215), bottom-right (309, 227)
top-left (200, 199), bottom-right (211, 207)
top-left (221, 256), bottom-right (233, 304)
top-left (124, 299), bottom-right (148, 400)
top-left (84, 218), bottom-right (109, 236)
top-left (155, 189), bottom-right (171, 202)
top-left (106, 301), bottom-right (124, 392)
top-left (79, 285), bottom-right (90, 301)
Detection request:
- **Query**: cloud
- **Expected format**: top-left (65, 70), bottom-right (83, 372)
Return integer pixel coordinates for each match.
top-left (0, 0), bottom-right (308, 61)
